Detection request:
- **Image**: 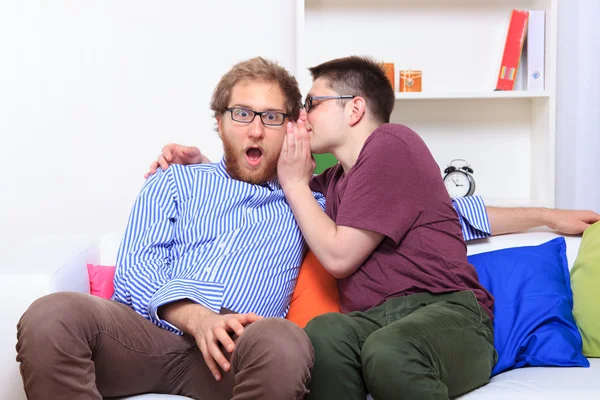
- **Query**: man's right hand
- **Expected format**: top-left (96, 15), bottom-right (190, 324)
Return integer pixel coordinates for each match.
top-left (192, 312), bottom-right (263, 381)
top-left (158, 300), bottom-right (262, 381)
top-left (144, 143), bottom-right (208, 179)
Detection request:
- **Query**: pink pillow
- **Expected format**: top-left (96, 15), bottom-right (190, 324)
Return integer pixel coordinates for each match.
top-left (86, 264), bottom-right (116, 299)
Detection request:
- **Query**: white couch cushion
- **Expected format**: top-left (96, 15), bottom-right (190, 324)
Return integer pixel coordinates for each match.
top-left (466, 230), bottom-right (581, 270)
top-left (457, 358), bottom-right (600, 399)
top-left (98, 232), bottom-right (123, 266)
top-left (116, 359), bottom-right (600, 400)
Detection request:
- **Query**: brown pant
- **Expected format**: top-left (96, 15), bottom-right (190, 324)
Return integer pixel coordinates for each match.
top-left (16, 292), bottom-right (314, 400)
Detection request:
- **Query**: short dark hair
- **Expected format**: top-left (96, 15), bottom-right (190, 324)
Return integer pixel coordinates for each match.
top-left (308, 56), bottom-right (395, 124)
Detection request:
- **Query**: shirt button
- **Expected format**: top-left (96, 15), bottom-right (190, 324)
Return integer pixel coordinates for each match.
top-left (205, 266), bottom-right (212, 273)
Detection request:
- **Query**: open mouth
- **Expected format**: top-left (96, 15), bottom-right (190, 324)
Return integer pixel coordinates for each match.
top-left (246, 147), bottom-right (263, 167)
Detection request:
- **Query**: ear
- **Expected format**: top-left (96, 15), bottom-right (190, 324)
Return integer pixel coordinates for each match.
top-left (346, 96), bottom-right (367, 127)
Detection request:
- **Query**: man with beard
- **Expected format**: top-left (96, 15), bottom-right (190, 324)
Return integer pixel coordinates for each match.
top-left (16, 57), bottom-right (324, 400)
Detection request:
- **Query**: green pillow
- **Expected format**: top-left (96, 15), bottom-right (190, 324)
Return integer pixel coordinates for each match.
top-left (571, 221), bottom-right (600, 356)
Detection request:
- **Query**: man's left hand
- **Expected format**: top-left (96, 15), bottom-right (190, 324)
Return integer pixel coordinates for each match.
top-left (277, 119), bottom-right (315, 192)
top-left (545, 209), bottom-right (600, 234)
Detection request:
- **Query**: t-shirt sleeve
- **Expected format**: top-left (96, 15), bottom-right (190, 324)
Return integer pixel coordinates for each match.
top-left (335, 133), bottom-right (425, 245)
top-left (309, 165), bottom-right (336, 194)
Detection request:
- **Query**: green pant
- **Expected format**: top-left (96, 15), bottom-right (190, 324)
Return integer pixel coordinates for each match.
top-left (304, 290), bottom-right (497, 400)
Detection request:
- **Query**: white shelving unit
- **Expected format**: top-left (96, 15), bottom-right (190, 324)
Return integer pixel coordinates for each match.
top-left (394, 91), bottom-right (549, 100)
top-left (295, 0), bottom-right (557, 207)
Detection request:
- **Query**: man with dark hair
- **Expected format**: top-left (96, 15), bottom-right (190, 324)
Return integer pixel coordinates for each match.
top-left (276, 55), bottom-right (599, 400)
top-left (16, 57), bottom-right (324, 400)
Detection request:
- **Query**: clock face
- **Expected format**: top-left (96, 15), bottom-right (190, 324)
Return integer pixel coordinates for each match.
top-left (444, 171), bottom-right (471, 198)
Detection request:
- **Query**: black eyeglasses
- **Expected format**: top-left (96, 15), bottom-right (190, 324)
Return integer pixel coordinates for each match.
top-left (303, 95), bottom-right (356, 113)
top-left (226, 107), bottom-right (288, 126)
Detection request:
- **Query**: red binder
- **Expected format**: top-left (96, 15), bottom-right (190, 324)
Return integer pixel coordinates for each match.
top-left (496, 10), bottom-right (529, 91)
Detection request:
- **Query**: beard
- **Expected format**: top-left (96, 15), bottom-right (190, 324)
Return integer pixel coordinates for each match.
top-left (221, 134), bottom-right (279, 185)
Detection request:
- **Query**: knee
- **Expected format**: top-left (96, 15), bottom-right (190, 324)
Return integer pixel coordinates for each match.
top-left (234, 318), bottom-right (314, 398)
top-left (362, 333), bottom-right (421, 389)
top-left (17, 292), bottom-right (97, 345)
top-left (304, 312), bottom-right (352, 350)
top-left (362, 334), bottom-right (403, 371)
top-left (240, 317), bottom-right (313, 363)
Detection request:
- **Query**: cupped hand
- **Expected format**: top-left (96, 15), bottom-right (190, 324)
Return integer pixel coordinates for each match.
top-left (277, 120), bottom-right (315, 192)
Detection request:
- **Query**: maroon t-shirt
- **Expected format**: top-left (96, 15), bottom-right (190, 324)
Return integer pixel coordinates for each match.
top-left (310, 124), bottom-right (494, 319)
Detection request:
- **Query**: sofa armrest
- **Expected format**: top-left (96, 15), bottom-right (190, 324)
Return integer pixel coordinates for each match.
top-left (1, 235), bottom-right (100, 400)
top-left (50, 244), bottom-right (100, 294)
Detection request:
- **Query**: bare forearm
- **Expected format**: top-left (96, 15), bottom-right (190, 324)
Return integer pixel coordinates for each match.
top-left (284, 185), bottom-right (350, 277)
top-left (158, 299), bottom-right (214, 335)
top-left (487, 206), bottom-right (551, 236)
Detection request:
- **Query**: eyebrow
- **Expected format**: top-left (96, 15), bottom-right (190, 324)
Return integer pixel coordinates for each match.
top-left (231, 104), bottom-right (286, 113)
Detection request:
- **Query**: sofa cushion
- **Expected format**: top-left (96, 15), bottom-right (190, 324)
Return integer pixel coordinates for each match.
top-left (456, 358), bottom-right (600, 399)
top-left (285, 250), bottom-right (340, 328)
top-left (468, 237), bottom-right (589, 376)
top-left (466, 231), bottom-right (581, 271)
top-left (570, 221), bottom-right (600, 356)
top-left (87, 263), bottom-right (116, 299)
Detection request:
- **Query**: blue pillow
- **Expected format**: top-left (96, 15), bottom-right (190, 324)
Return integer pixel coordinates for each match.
top-left (468, 237), bottom-right (589, 376)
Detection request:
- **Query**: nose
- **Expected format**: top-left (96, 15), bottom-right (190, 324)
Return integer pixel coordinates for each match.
top-left (248, 116), bottom-right (265, 139)
top-left (299, 110), bottom-right (313, 131)
top-left (299, 109), bottom-right (308, 121)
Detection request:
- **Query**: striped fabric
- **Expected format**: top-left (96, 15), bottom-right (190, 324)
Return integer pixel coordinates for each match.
top-left (113, 159), bottom-right (326, 334)
top-left (113, 159), bottom-right (489, 335)
top-left (452, 195), bottom-right (492, 241)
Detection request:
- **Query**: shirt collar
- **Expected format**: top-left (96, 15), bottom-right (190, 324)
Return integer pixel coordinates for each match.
top-left (216, 157), bottom-right (281, 191)
top-left (214, 158), bottom-right (230, 179)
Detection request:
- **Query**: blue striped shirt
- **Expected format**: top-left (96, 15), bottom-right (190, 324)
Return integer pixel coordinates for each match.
top-left (452, 195), bottom-right (492, 241)
top-left (113, 158), bottom-right (489, 334)
top-left (113, 159), bottom-right (326, 334)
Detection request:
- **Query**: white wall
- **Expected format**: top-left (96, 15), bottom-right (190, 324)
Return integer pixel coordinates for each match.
top-left (3, 0), bottom-right (597, 265)
top-left (555, 0), bottom-right (600, 210)
top-left (0, 0), bottom-right (296, 264)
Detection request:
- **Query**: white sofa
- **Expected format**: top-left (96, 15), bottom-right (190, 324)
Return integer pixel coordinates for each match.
top-left (2, 230), bottom-right (599, 399)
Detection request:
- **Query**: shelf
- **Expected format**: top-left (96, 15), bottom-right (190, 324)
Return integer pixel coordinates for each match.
top-left (395, 91), bottom-right (549, 100)
top-left (297, 0), bottom-right (558, 207)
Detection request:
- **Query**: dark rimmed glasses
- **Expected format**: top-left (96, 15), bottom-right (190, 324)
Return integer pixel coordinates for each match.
top-left (226, 107), bottom-right (288, 126)
top-left (303, 95), bottom-right (356, 113)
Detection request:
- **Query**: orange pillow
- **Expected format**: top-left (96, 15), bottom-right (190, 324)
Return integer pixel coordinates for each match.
top-left (285, 250), bottom-right (341, 328)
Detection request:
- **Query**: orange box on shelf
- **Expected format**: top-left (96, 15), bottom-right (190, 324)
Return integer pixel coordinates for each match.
top-left (399, 70), bottom-right (422, 92)
top-left (383, 63), bottom-right (395, 91)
